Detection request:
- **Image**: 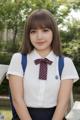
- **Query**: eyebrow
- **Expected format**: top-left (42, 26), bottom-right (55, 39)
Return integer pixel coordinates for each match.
top-left (30, 27), bottom-right (50, 30)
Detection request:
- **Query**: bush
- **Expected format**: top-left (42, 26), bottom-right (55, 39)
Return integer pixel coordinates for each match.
top-left (0, 77), bottom-right (9, 96)
top-left (0, 40), bottom-right (20, 96)
top-left (62, 39), bottom-right (80, 88)
top-left (4, 41), bottom-right (20, 53)
top-left (0, 52), bottom-right (12, 64)
top-left (0, 52), bottom-right (12, 95)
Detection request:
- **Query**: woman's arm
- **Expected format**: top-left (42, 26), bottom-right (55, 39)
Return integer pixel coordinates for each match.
top-left (52, 79), bottom-right (73, 120)
top-left (9, 75), bottom-right (32, 120)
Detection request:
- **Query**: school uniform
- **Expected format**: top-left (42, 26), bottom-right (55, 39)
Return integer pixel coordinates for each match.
top-left (7, 49), bottom-right (79, 120)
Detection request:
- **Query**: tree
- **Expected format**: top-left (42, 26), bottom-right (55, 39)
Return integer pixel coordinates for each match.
top-left (0, 0), bottom-right (80, 48)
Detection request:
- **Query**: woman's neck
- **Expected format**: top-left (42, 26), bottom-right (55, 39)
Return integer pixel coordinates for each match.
top-left (35, 49), bottom-right (52, 57)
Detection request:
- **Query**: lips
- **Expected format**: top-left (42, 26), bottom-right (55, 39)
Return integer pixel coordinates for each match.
top-left (36, 41), bottom-right (45, 45)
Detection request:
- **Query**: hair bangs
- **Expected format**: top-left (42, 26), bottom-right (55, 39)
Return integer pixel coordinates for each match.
top-left (29, 13), bottom-right (53, 30)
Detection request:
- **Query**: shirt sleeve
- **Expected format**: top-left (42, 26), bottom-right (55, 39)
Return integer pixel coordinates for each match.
top-left (61, 57), bottom-right (79, 82)
top-left (6, 53), bottom-right (23, 79)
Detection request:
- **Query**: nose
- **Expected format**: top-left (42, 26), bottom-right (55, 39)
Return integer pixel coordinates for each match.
top-left (37, 30), bottom-right (43, 40)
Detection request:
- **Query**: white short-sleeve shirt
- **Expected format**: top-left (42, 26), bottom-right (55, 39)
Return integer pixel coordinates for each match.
top-left (7, 49), bottom-right (79, 108)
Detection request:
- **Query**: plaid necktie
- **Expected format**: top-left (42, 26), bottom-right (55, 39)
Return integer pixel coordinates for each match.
top-left (34, 58), bottom-right (52, 80)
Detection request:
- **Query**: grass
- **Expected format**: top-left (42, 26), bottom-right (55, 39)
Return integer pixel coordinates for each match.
top-left (0, 96), bottom-right (12, 120)
top-left (0, 107), bottom-right (12, 120)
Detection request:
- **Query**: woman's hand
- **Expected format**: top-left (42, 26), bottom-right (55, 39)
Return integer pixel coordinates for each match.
top-left (52, 79), bottom-right (73, 120)
top-left (9, 75), bottom-right (32, 120)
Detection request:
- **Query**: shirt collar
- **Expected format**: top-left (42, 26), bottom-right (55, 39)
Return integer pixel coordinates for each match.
top-left (30, 49), bottom-right (57, 62)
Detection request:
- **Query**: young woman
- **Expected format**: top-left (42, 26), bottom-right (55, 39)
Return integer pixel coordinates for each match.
top-left (7, 9), bottom-right (79, 120)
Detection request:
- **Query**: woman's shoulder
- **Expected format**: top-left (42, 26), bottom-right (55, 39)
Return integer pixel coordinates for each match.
top-left (10, 52), bottom-right (23, 63)
top-left (63, 56), bottom-right (74, 67)
top-left (61, 56), bottom-right (79, 81)
top-left (58, 55), bottom-right (73, 64)
top-left (11, 52), bottom-right (22, 59)
top-left (12, 52), bottom-right (22, 57)
top-left (64, 56), bottom-right (72, 63)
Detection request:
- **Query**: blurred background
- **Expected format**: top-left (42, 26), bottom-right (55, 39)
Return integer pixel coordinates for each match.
top-left (0, 0), bottom-right (80, 119)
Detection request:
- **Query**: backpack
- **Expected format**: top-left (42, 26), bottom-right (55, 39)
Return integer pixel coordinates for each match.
top-left (10, 54), bottom-right (64, 120)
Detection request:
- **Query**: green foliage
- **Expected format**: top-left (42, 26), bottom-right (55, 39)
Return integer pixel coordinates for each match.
top-left (0, 41), bottom-right (4, 51)
top-left (68, 0), bottom-right (80, 9)
top-left (0, 52), bottom-right (12, 64)
top-left (0, 51), bottom-right (12, 96)
top-left (61, 19), bottom-right (80, 41)
top-left (62, 39), bottom-right (80, 89)
top-left (62, 39), bottom-right (80, 58)
top-left (0, 40), bottom-right (20, 53)
top-left (62, 39), bottom-right (80, 83)
top-left (5, 41), bottom-right (20, 53)
top-left (57, 0), bottom-right (80, 9)
top-left (0, 77), bottom-right (9, 96)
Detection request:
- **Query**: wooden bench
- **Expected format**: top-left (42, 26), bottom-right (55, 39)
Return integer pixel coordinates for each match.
top-left (0, 64), bottom-right (8, 85)
top-left (66, 101), bottom-right (80, 120)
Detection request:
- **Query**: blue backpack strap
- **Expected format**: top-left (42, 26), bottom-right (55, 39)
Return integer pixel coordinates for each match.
top-left (21, 53), bottom-right (27, 74)
top-left (58, 56), bottom-right (64, 80)
top-left (10, 53), bottom-right (27, 120)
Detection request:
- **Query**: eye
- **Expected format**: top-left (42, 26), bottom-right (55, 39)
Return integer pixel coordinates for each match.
top-left (30, 29), bottom-right (36, 34)
top-left (43, 28), bottom-right (50, 32)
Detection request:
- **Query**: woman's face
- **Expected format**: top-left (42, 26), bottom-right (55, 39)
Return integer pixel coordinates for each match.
top-left (30, 27), bottom-right (53, 54)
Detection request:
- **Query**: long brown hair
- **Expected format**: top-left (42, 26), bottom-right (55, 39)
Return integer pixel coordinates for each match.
top-left (21, 9), bottom-right (62, 56)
